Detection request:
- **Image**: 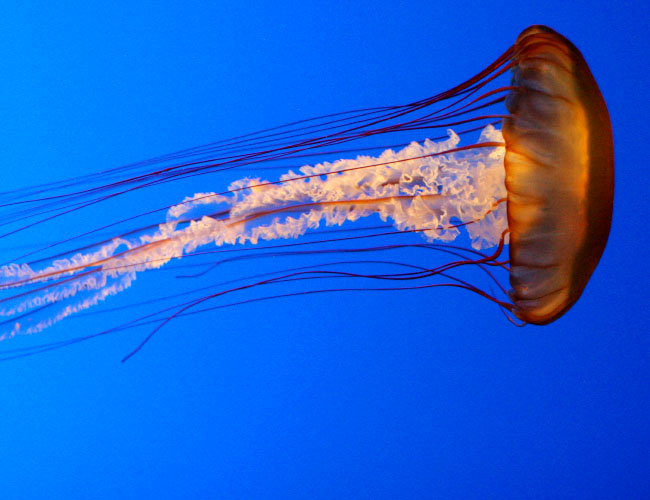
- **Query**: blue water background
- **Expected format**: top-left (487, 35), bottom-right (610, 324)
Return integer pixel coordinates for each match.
top-left (0, 1), bottom-right (648, 499)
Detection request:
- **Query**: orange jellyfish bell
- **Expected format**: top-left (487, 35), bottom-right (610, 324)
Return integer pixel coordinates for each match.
top-left (503, 25), bottom-right (614, 324)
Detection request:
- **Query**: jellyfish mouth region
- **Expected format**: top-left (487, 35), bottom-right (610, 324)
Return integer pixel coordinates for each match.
top-left (0, 124), bottom-right (514, 350)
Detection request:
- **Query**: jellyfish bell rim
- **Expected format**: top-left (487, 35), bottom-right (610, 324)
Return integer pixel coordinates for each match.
top-left (502, 25), bottom-right (614, 325)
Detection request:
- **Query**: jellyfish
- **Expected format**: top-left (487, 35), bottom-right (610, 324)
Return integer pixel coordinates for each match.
top-left (0, 25), bottom-right (613, 359)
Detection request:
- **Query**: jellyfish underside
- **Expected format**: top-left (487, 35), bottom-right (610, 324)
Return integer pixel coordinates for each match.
top-left (0, 25), bottom-right (613, 360)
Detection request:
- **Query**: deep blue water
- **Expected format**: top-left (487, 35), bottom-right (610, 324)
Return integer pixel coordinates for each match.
top-left (0, 2), bottom-right (648, 499)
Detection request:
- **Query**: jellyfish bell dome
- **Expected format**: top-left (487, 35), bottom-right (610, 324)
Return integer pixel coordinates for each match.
top-left (503, 25), bottom-right (614, 324)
